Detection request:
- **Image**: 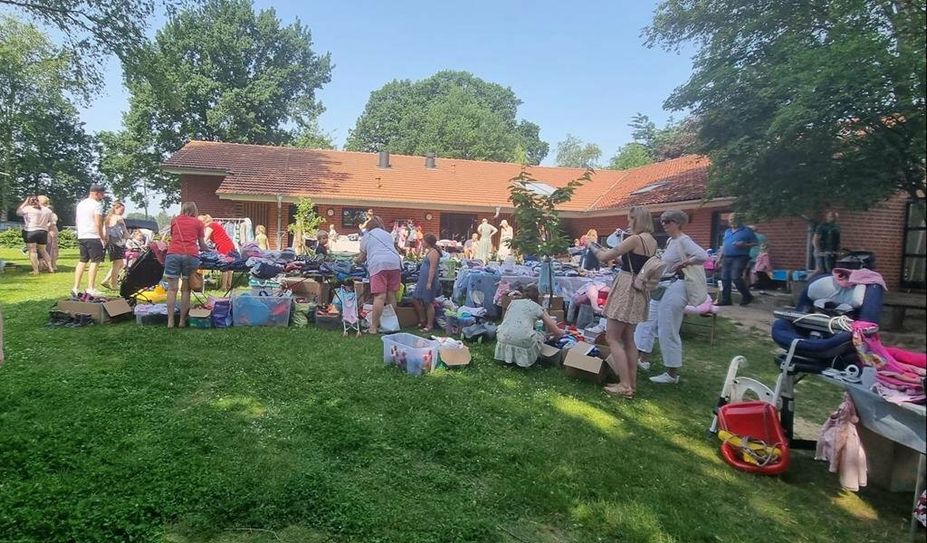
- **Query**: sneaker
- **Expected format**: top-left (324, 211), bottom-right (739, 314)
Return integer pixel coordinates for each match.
top-left (86, 288), bottom-right (104, 298)
top-left (70, 288), bottom-right (80, 298)
top-left (713, 301), bottom-right (732, 307)
top-left (638, 359), bottom-right (652, 371)
top-left (649, 372), bottom-right (679, 384)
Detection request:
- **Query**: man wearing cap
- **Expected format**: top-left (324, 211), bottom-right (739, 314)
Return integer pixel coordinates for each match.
top-left (72, 184), bottom-right (107, 296)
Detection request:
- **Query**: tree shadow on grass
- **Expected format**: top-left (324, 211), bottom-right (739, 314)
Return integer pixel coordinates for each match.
top-left (0, 296), bottom-right (916, 542)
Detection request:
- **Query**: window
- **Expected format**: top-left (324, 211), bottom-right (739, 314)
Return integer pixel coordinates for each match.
top-left (901, 200), bottom-right (926, 289)
top-left (342, 207), bottom-right (367, 228)
top-left (524, 182), bottom-right (557, 196)
top-left (631, 182), bottom-right (668, 195)
top-left (710, 211), bottom-right (733, 250)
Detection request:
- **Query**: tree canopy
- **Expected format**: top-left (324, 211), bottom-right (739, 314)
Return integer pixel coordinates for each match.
top-left (0, 0), bottom-right (188, 100)
top-left (555, 135), bottom-right (602, 168)
top-left (0, 16), bottom-right (96, 223)
top-left (100, 0), bottom-right (332, 204)
top-left (646, 0), bottom-right (926, 219)
top-left (345, 71), bottom-right (549, 165)
top-left (608, 142), bottom-right (654, 170)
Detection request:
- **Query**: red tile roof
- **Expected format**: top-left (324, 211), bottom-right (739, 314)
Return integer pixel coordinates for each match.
top-left (162, 141), bottom-right (713, 213)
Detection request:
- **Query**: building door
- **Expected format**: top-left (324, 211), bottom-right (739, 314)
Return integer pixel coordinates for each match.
top-left (440, 213), bottom-right (477, 242)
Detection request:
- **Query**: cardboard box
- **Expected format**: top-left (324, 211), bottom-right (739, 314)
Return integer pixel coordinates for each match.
top-left (354, 280), bottom-right (369, 304)
top-left (57, 298), bottom-right (132, 324)
top-left (563, 341), bottom-right (613, 384)
top-left (542, 295), bottom-right (564, 310)
top-left (280, 277), bottom-right (330, 304)
top-left (548, 309), bottom-right (565, 322)
top-left (439, 346), bottom-right (471, 368)
top-left (395, 306), bottom-right (419, 328)
top-left (539, 344), bottom-right (565, 367)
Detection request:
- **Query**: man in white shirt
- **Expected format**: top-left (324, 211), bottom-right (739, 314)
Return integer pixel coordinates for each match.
top-left (72, 184), bottom-right (106, 296)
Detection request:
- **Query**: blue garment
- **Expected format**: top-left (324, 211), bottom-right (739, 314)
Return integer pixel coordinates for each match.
top-left (412, 252), bottom-right (442, 303)
top-left (464, 271), bottom-right (501, 318)
top-left (722, 227), bottom-right (757, 257)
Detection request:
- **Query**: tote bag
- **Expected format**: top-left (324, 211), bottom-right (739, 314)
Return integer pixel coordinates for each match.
top-left (683, 265), bottom-right (708, 306)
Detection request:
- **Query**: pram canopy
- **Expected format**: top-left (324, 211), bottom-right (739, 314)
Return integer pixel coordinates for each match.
top-left (120, 247), bottom-right (165, 300)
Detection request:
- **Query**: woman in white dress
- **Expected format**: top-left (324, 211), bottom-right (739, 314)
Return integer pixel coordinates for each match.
top-left (475, 219), bottom-right (497, 263)
top-left (497, 219), bottom-right (514, 260)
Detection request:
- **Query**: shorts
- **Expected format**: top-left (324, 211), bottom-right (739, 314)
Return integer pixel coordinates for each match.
top-left (107, 243), bottom-right (126, 261)
top-left (23, 230), bottom-right (48, 245)
top-left (78, 239), bottom-right (105, 263)
top-left (164, 253), bottom-right (200, 279)
top-left (370, 269), bottom-right (401, 295)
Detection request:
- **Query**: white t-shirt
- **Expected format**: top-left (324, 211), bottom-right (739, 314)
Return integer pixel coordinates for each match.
top-left (360, 228), bottom-right (402, 276)
top-left (75, 197), bottom-right (104, 240)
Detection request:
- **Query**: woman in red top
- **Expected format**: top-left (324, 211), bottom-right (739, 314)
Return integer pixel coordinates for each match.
top-left (166, 202), bottom-right (209, 328)
top-left (200, 213), bottom-right (236, 291)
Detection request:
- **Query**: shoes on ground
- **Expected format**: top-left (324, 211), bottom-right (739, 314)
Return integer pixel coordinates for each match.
top-left (713, 301), bottom-right (732, 307)
top-left (637, 359), bottom-right (651, 371)
top-left (650, 372), bottom-right (679, 384)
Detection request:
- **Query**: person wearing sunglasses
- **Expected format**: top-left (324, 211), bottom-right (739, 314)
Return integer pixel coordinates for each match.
top-left (634, 210), bottom-right (709, 384)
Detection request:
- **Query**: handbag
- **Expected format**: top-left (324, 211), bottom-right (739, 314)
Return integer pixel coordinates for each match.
top-left (187, 270), bottom-right (204, 292)
top-left (650, 284), bottom-right (668, 301)
top-left (683, 264), bottom-right (708, 306)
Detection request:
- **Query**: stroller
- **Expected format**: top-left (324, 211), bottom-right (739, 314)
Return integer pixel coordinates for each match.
top-left (770, 271), bottom-right (884, 447)
top-left (120, 244), bottom-right (166, 302)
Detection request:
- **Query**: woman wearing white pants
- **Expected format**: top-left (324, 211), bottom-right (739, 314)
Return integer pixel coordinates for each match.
top-left (635, 210), bottom-right (708, 384)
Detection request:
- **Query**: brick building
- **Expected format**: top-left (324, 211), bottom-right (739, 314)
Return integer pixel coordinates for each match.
top-left (163, 140), bottom-right (924, 290)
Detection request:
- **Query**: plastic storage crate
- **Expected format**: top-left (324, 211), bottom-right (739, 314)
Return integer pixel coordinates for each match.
top-left (382, 333), bottom-right (439, 375)
top-left (232, 294), bottom-right (291, 327)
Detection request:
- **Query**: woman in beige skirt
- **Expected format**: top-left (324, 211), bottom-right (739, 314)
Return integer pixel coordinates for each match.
top-left (592, 205), bottom-right (658, 399)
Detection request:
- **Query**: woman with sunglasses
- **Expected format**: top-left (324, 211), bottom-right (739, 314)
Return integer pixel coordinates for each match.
top-left (634, 210), bottom-right (708, 384)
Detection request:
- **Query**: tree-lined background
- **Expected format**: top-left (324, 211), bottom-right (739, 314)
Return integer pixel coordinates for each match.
top-left (0, 0), bottom-right (923, 224)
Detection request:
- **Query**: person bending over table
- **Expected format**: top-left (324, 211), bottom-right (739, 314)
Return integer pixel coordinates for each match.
top-left (355, 216), bottom-right (402, 334)
top-left (200, 213), bottom-right (236, 292)
top-left (166, 202), bottom-right (210, 328)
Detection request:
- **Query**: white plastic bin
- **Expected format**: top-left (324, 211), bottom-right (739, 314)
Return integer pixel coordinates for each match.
top-left (382, 333), bottom-right (439, 375)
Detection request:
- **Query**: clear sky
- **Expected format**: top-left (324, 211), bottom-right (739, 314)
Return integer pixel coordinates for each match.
top-left (74, 0), bottom-right (694, 210)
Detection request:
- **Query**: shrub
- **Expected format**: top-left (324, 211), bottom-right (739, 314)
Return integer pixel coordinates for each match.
top-left (0, 227), bottom-right (79, 248)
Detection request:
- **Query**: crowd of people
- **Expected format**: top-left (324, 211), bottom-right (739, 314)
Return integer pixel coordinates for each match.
top-left (16, 187), bottom-right (843, 391)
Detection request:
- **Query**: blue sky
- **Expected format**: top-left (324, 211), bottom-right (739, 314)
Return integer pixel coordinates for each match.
top-left (79, 0), bottom-right (693, 162)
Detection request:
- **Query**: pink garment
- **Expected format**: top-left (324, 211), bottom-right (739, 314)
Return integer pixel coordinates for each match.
top-left (753, 252), bottom-right (772, 273)
top-left (684, 294), bottom-right (718, 315)
top-left (815, 394), bottom-right (867, 491)
top-left (886, 346), bottom-right (927, 369)
top-left (852, 320), bottom-right (926, 402)
top-left (832, 268), bottom-right (888, 292)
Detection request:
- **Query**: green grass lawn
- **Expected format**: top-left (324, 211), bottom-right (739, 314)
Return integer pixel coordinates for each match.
top-left (0, 248), bottom-right (914, 542)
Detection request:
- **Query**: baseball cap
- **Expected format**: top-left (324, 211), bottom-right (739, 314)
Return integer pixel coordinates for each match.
top-left (89, 184), bottom-right (106, 193)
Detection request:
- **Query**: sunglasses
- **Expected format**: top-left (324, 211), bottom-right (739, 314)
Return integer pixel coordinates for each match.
top-left (660, 219), bottom-right (676, 225)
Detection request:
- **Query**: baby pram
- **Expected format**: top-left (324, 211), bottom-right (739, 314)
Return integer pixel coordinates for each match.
top-left (768, 271), bottom-right (884, 448)
top-left (120, 244), bottom-right (166, 302)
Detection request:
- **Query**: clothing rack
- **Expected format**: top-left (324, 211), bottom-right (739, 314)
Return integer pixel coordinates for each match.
top-left (212, 217), bottom-right (253, 247)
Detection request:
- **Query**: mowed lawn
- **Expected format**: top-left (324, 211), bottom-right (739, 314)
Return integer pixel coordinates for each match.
top-left (0, 248), bottom-right (913, 542)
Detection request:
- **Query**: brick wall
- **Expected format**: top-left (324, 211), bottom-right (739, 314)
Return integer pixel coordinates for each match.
top-left (179, 175), bottom-right (238, 218)
top-left (564, 207), bottom-right (716, 248)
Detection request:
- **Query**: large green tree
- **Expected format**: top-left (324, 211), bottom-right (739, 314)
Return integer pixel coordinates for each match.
top-left (0, 0), bottom-right (188, 99)
top-left (555, 134), bottom-right (601, 168)
top-left (646, 0), bottom-right (926, 219)
top-left (102, 0), bottom-right (332, 204)
top-left (608, 142), bottom-right (654, 170)
top-left (0, 16), bottom-right (96, 223)
top-left (346, 71), bottom-right (549, 165)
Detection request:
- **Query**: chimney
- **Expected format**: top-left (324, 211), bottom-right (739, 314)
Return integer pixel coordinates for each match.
top-left (425, 153), bottom-right (436, 169)
top-left (378, 150), bottom-right (390, 169)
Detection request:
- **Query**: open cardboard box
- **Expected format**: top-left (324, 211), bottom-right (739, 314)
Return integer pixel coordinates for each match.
top-left (542, 295), bottom-right (564, 310)
top-left (539, 344), bottom-right (565, 366)
top-left (395, 306), bottom-right (419, 328)
top-left (439, 346), bottom-right (471, 368)
top-left (57, 298), bottom-right (132, 324)
top-left (563, 341), bottom-right (613, 384)
top-left (280, 277), bottom-right (330, 304)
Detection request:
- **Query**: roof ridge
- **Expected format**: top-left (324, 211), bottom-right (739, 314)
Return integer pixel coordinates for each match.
top-left (185, 139), bottom-right (604, 174)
